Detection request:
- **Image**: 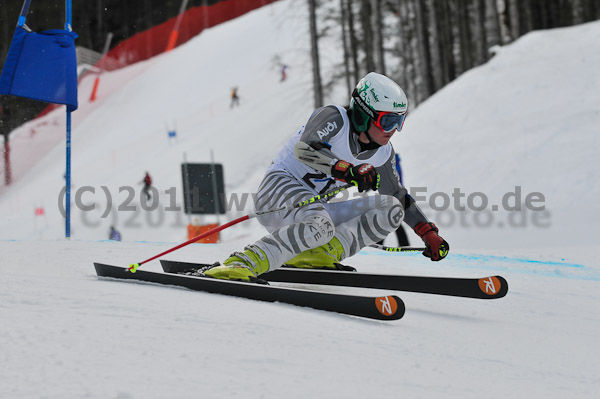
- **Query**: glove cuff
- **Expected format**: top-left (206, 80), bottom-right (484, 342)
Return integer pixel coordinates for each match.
top-left (414, 222), bottom-right (438, 238)
top-left (332, 160), bottom-right (352, 180)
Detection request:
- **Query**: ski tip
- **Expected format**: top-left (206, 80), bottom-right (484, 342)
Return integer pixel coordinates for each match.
top-left (374, 295), bottom-right (405, 320)
top-left (477, 276), bottom-right (509, 298)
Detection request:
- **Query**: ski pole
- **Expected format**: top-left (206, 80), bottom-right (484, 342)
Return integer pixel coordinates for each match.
top-left (128, 183), bottom-right (354, 272)
top-left (370, 242), bottom-right (451, 261)
top-left (369, 243), bottom-right (426, 252)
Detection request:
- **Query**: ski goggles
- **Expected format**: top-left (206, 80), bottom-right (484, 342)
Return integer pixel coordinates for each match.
top-left (351, 88), bottom-right (407, 133)
top-left (372, 111), bottom-right (407, 133)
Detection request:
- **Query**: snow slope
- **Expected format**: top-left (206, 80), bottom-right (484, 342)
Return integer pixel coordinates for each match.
top-left (395, 21), bottom-right (600, 251)
top-left (1, 1), bottom-right (600, 397)
top-left (1, 240), bottom-right (599, 398)
top-left (0, 0), bottom-right (314, 243)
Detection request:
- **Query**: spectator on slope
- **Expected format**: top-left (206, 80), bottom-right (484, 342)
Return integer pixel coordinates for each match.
top-left (140, 171), bottom-right (153, 201)
top-left (109, 226), bottom-right (122, 241)
top-left (230, 87), bottom-right (240, 108)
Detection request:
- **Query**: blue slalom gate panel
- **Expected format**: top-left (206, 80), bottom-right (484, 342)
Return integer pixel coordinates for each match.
top-left (0, 27), bottom-right (78, 111)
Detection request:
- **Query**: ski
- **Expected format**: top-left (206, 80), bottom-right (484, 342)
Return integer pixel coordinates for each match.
top-left (94, 263), bottom-right (405, 321)
top-left (160, 260), bottom-right (508, 300)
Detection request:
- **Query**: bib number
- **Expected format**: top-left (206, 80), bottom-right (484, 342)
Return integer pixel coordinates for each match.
top-left (302, 172), bottom-right (336, 195)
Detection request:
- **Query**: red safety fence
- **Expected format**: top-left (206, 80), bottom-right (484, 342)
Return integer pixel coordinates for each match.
top-left (39, 0), bottom-right (279, 116)
top-left (100, 0), bottom-right (279, 68)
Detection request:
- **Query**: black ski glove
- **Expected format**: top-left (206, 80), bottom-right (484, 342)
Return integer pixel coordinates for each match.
top-left (332, 160), bottom-right (380, 192)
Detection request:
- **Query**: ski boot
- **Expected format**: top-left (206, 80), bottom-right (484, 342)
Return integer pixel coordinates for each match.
top-left (204, 245), bottom-right (270, 283)
top-left (285, 237), bottom-right (356, 272)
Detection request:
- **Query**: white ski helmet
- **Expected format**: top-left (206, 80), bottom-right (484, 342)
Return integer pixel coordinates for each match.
top-left (349, 72), bottom-right (408, 133)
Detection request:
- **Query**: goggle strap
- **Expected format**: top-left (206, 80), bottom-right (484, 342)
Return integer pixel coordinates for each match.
top-left (351, 89), bottom-right (377, 120)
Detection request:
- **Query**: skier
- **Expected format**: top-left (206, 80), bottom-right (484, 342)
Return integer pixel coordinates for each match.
top-left (230, 87), bottom-right (240, 108)
top-left (205, 72), bottom-right (449, 282)
top-left (141, 171), bottom-right (152, 201)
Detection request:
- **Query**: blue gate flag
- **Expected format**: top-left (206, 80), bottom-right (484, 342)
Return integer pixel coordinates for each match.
top-left (0, 27), bottom-right (78, 111)
top-left (1, 0), bottom-right (77, 239)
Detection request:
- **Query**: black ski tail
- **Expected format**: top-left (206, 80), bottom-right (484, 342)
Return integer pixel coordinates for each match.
top-left (160, 260), bottom-right (508, 300)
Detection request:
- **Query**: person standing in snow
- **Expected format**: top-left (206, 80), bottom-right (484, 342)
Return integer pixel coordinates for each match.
top-left (205, 72), bottom-right (449, 282)
top-left (109, 226), bottom-right (122, 241)
top-left (230, 87), bottom-right (240, 108)
top-left (140, 171), bottom-right (152, 201)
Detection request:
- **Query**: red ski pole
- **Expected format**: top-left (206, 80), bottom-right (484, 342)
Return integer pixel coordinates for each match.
top-left (128, 183), bottom-right (354, 272)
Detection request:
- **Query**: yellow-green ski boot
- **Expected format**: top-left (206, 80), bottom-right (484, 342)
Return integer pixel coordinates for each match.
top-left (204, 245), bottom-right (270, 283)
top-left (285, 237), bottom-right (355, 271)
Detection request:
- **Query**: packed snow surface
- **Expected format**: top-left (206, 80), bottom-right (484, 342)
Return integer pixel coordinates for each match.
top-left (1, 0), bottom-right (599, 397)
top-left (2, 240), bottom-right (598, 398)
